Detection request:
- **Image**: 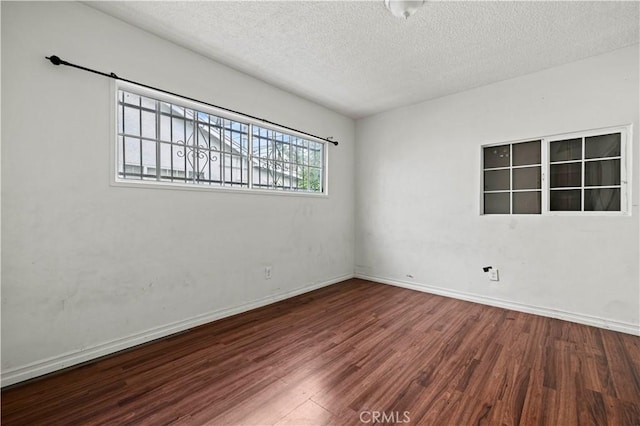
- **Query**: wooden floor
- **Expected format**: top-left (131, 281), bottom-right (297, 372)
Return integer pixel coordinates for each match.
top-left (2, 279), bottom-right (640, 425)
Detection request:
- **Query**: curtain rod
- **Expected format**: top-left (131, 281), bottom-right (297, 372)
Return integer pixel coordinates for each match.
top-left (45, 55), bottom-right (339, 146)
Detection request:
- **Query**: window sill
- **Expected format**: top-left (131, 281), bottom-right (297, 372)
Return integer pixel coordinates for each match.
top-left (480, 211), bottom-right (631, 217)
top-left (111, 178), bottom-right (329, 198)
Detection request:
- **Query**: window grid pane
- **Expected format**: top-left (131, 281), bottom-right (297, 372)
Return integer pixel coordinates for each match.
top-left (484, 169), bottom-right (510, 191)
top-left (585, 133), bottom-right (621, 159)
top-left (513, 167), bottom-right (541, 190)
top-left (549, 133), bottom-right (622, 212)
top-left (512, 141), bottom-right (541, 166)
top-left (584, 188), bottom-right (620, 211)
top-left (117, 88), bottom-right (324, 193)
top-left (513, 191), bottom-right (542, 214)
top-left (484, 193), bottom-right (510, 214)
top-left (483, 141), bottom-right (541, 215)
top-left (550, 189), bottom-right (581, 211)
top-left (550, 138), bottom-right (582, 162)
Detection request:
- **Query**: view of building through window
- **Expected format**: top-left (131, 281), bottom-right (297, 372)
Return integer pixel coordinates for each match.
top-left (117, 88), bottom-right (325, 193)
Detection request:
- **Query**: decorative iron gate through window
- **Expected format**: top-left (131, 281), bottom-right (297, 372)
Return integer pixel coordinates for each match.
top-left (117, 85), bottom-right (325, 193)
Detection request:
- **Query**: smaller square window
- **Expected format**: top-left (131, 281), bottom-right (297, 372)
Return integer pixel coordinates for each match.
top-left (481, 125), bottom-right (630, 215)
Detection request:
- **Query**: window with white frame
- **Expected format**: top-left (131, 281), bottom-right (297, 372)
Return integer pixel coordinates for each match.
top-left (482, 126), bottom-right (631, 215)
top-left (116, 83), bottom-right (326, 194)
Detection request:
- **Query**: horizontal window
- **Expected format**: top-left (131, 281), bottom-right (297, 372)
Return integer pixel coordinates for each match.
top-left (115, 83), bottom-right (326, 194)
top-left (482, 126), bottom-right (630, 215)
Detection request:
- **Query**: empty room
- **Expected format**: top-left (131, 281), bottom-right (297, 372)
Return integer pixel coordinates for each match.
top-left (1, 1), bottom-right (639, 424)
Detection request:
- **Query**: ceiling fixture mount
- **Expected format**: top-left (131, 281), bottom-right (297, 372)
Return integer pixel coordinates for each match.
top-left (384, 0), bottom-right (425, 20)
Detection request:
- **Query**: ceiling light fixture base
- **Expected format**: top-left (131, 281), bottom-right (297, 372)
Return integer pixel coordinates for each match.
top-left (384, 0), bottom-right (426, 20)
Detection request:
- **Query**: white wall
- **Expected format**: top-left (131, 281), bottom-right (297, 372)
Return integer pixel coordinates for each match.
top-left (1, 2), bottom-right (355, 385)
top-left (356, 45), bottom-right (640, 334)
top-left (2, 1), bottom-right (638, 389)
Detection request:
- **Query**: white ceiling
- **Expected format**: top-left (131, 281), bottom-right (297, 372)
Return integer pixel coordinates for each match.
top-left (89, 1), bottom-right (639, 119)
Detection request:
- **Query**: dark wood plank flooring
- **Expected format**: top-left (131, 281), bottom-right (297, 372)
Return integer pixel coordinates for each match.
top-left (2, 279), bottom-right (640, 425)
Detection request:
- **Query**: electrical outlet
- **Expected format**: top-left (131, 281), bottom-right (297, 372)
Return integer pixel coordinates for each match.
top-left (264, 266), bottom-right (272, 280)
top-left (489, 269), bottom-right (499, 281)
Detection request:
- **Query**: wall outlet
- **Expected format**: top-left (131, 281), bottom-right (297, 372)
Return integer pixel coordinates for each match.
top-left (264, 266), bottom-right (272, 280)
top-left (489, 269), bottom-right (499, 281)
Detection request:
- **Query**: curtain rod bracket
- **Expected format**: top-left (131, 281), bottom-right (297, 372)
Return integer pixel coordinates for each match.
top-left (46, 55), bottom-right (63, 66)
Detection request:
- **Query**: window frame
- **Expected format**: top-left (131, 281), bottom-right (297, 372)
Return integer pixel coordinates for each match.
top-left (111, 80), bottom-right (329, 197)
top-left (480, 124), bottom-right (632, 216)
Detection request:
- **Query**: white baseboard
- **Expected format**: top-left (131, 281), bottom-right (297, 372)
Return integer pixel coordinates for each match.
top-left (356, 273), bottom-right (640, 337)
top-left (1, 273), bottom-right (354, 388)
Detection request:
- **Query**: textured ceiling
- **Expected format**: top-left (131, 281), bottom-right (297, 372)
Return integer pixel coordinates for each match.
top-left (88, 1), bottom-right (639, 119)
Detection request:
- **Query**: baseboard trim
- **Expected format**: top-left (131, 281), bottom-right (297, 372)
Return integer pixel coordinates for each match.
top-left (356, 274), bottom-right (640, 336)
top-left (1, 273), bottom-right (354, 387)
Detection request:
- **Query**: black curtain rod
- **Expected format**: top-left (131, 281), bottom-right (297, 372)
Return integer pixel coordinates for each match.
top-left (45, 55), bottom-right (339, 146)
